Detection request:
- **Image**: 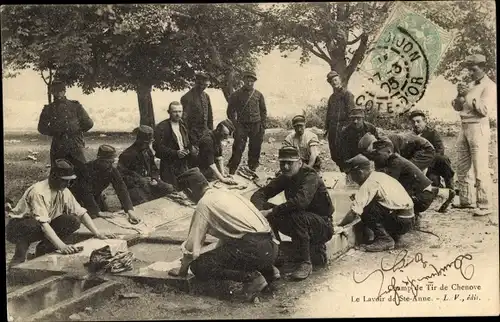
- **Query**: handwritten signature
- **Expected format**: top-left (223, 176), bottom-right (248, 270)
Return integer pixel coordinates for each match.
top-left (353, 250), bottom-right (475, 306)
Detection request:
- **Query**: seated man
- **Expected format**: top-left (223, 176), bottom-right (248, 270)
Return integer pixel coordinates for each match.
top-left (408, 110), bottom-right (456, 192)
top-left (5, 159), bottom-right (116, 268)
top-left (118, 125), bottom-right (174, 206)
top-left (283, 115), bottom-right (321, 171)
top-left (250, 146), bottom-right (334, 281)
top-left (70, 144), bottom-right (140, 224)
top-left (196, 119), bottom-right (237, 185)
top-left (358, 131), bottom-right (435, 172)
top-left (338, 154), bottom-right (414, 252)
top-left (338, 107), bottom-right (378, 172)
top-left (153, 101), bottom-right (199, 188)
top-left (168, 168), bottom-right (279, 301)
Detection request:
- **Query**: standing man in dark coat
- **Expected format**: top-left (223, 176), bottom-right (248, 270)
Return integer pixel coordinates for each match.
top-left (324, 71), bottom-right (355, 168)
top-left (180, 72), bottom-right (214, 145)
top-left (251, 147), bottom-right (334, 281)
top-left (118, 125), bottom-right (174, 206)
top-left (154, 101), bottom-right (198, 188)
top-left (70, 144), bottom-right (140, 224)
top-left (227, 70), bottom-right (267, 174)
top-left (338, 107), bottom-right (378, 172)
top-left (38, 80), bottom-right (94, 177)
top-left (408, 110), bottom-right (456, 192)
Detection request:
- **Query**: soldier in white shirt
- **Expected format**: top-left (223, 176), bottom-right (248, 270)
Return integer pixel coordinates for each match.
top-left (283, 115), bottom-right (322, 171)
top-left (451, 54), bottom-right (496, 216)
top-left (338, 154), bottom-right (415, 252)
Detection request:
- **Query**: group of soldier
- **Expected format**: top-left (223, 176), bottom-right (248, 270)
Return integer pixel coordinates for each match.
top-left (5, 53), bottom-right (495, 301)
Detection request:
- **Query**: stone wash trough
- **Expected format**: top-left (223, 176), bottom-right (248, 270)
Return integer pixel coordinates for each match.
top-left (7, 171), bottom-right (358, 321)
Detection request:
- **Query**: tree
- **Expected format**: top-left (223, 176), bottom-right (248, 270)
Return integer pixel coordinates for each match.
top-left (407, 1), bottom-right (496, 83)
top-left (250, 3), bottom-right (394, 86)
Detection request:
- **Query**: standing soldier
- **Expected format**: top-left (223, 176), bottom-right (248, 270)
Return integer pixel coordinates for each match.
top-left (227, 71), bottom-right (267, 174)
top-left (38, 80), bottom-right (94, 177)
top-left (451, 54), bottom-right (496, 216)
top-left (324, 71), bottom-right (355, 169)
top-left (283, 115), bottom-right (322, 172)
top-left (180, 72), bottom-right (214, 146)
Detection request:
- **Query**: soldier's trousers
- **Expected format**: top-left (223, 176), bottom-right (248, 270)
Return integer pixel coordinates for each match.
top-left (50, 137), bottom-right (88, 178)
top-left (361, 201), bottom-right (414, 239)
top-left (127, 180), bottom-right (174, 206)
top-left (455, 121), bottom-right (492, 208)
top-left (228, 121), bottom-right (264, 171)
top-left (426, 154), bottom-right (455, 189)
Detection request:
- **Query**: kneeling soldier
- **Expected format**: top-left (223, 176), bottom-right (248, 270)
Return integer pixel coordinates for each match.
top-left (250, 146), bottom-right (334, 280)
top-left (168, 168), bottom-right (279, 301)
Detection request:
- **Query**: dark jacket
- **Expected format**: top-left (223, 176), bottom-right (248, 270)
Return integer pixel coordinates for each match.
top-left (38, 97), bottom-right (94, 147)
top-left (250, 166), bottom-right (334, 219)
top-left (339, 121), bottom-right (378, 170)
top-left (417, 126), bottom-right (445, 155)
top-left (153, 119), bottom-right (193, 185)
top-left (382, 133), bottom-right (435, 171)
top-left (377, 153), bottom-right (432, 197)
top-left (197, 131), bottom-right (222, 173)
top-left (227, 87), bottom-right (267, 124)
top-left (70, 160), bottom-right (133, 216)
top-left (180, 88), bottom-right (214, 144)
top-left (118, 142), bottom-right (160, 188)
top-left (325, 88), bottom-right (355, 132)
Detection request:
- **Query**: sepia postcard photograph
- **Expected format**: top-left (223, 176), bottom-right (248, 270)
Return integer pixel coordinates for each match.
top-left (3, 2), bottom-right (499, 320)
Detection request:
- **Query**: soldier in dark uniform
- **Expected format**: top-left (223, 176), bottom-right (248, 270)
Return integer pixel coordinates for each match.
top-left (227, 70), bottom-right (267, 173)
top-left (180, 72), bottom-right (214, 146)
top-left (118, 125), bottom-right (174, 206)
top-left (338, 107), bottom-right (378, 172)
top-left (324, 71), bottom-right (355, 168)
top-left (38, 80), bottom-right (94, 177)
top-left (70, 145), bottom-right (140, 224)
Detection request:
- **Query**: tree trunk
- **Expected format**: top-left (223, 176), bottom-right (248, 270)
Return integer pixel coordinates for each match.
top-left (221, 67), bottom-right (237, 102)
top-left (136, 83), bottom-right (155, 128)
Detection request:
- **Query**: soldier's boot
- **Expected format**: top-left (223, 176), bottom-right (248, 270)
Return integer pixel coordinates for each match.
top-left (290, 262), bottom-right (313, 281)
top-left (364, 224), bottom-right (395, 252)
top-left (242, 271), bottom-right (268, 302)
top-left (310, 243), bottom-right (328, 267)
top-left (438, 189), bottom-right (456, 213)
top-left (8, 241), bottom-right (30, 270)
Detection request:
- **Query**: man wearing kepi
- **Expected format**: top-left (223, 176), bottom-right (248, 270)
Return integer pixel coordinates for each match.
top-left (227, 70), bottom-right (267, 173)
top-left (70, 144), bottom-right (140, 225)
top-left (181, 72), bottom-right (214, 145)
top-left (250, 146), bottom-right (334, 280)
top-left (324, 70), bottom-right (355, 168)
top-left (451, 54), bottom-right (496, 216)
top-left (338, 154), bottom-right (414, 252)
top-left (6, 159), bottom-right (116, 267)
top-left (38, 80), bottom-right (94, 177)
top-left (154, 101), bottom-right (198, 188)
top-left (168, 168), bottom-right (279, 301)
top-left (283, 115), bottom-right (322, 171)
top-left (118, 125), bottom-right (174, 205)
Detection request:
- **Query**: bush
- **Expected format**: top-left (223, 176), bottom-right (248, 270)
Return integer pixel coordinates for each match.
top-left (265, 116), bottom-right (291, 129)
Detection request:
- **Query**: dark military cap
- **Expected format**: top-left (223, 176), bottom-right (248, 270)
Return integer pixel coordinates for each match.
top-left (50, 80), bottom-right (66, 92)
top-left (327, 70), bottom-right (339, 81)
top-left (408, 109), bottom-right (426, 120)
top-left (344, 154), bottom-right (371, 173)
top-left (136, 125), bottom-right (154, 142)
top-left (97, 144), bottom-right (117, 160)
top-left (278, 146), bottom-right (301, 162)
top-left (176, 167), bottom-right (209, 191)
top-left (350, 107), bottom-right (365, 118)
top-left (218, 119), bottom-right (235, 134)
top-left (358, 132), bottom-right (378, 151)
top-left (51, 159), bottom-right (77, 180)
top-left (464, 54), bottom-right (486, 66)
top-left (195, 72), bottom-right (210, 80)
top-left (242, 70), bottom-right (257, 80)
top-left (292, 115), bottom-right (306, 126)
top-left (372, 139), bottom-right (394, 153)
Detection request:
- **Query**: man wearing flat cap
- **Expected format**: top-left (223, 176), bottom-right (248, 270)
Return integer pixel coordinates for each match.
top-left (227, 70), bottom-right (267, 174)
top-left (283, 115), bottom-right (322, 171)
top-left (196, 119), bottom-right (238, 185)
top-left (358, 131), bottom-right (435, 172)
top-left (338, 154), bottom-right (414, 252)
top-left (5, 159), bottom-right (116, 268)
top-left (168, 167), bottom-right (280, 302)
top-left (38, 80), bottom-right (94, 178)
top-left (118, 125), bottom-right (174, 205)
top-left (338, 107), bottom-right (378, 172)
top-left (451, 54), bottom-right (495, 216)
top-left (181, 72), bottom-right (214, 145)
top-left (154, 101), bottom-right (198, 188)
top-left (70, 144), bottom-right (140, 224)
top-left (251, 146), bottom-right (334, 280)
top-left (324, 70), bottom-right (355, 168)
top-left (408, 110), bottom-right (456, 210)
